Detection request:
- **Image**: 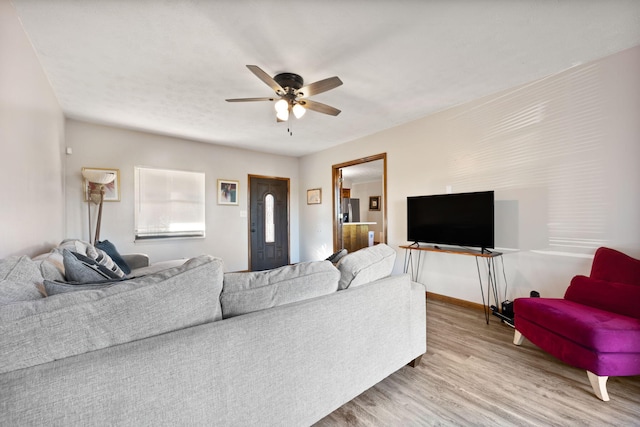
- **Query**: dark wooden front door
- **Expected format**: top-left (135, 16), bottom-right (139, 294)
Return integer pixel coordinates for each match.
top-left (249, 176), bottom-right (289, 271)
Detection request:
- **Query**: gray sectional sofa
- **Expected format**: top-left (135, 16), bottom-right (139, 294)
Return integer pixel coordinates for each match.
top-left (0, 241), bottom-right (426, 426)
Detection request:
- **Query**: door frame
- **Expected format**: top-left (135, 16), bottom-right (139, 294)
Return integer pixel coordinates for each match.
top-left (247, 174), bottom-right (291, 270)
top-left (332, 153), bottom-right (387, 252)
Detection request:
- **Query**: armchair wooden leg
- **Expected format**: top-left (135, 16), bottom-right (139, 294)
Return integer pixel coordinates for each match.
top-left (587, 371), bottom-right (610, 401)
top-left (513, 329), bottom-right (525, 345)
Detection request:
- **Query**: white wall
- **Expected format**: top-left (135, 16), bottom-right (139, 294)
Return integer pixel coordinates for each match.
top-left (0, 0), bottom-right (65, 258)
top-left (351, 180), bottom-right (384, 242)
top-left (300, 45), bottom-right (640, 304)
top-left (64, 119), bottom-right (300, 271)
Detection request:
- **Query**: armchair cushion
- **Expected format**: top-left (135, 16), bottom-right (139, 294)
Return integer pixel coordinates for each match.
top-left (515, 298), bottom-right (640, 353)
top-left (590, 247), bottom-right (640, 285)
top-left (565, 275), bottom-right (640, 319)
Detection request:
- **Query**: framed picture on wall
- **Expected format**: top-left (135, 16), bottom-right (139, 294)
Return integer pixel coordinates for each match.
top-left (369, 196), bottom-right (381, 211)
top-left (82, 167), bottom-right (120, 202)
top-left (307, 188), bottom-right (322, 205)
top-left (218, 179), bottom-right (239, 205)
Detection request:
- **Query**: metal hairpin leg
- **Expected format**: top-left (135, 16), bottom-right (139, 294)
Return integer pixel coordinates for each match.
top-left (475, 255), bottom-right (501, 324)
top-left (403, 248), bottom-right (422, 282)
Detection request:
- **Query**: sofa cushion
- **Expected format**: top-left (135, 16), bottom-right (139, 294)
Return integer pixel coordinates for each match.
top-left (0, 255), bottom-right (224, 374)
top-left (0, 256), bottom-right (44, 305)
top-left (31, 239), bottom-right (125, 281)
top-left (129, 259), bottom-right (188, 277)
top-left (74, 240), bottom-right (125, 278)
top-left (32, 246), bottom-right (68, 282)
top-left (42, 278), bottom-right (127, 295)
top-left (221, 260), bottom-right (339, 318)
top-left (95, 239), bottom-right (131, 274)
top-left (62, 249), bottom-right (122, 283)
top-left (337, 243), bottom-right (396, 290)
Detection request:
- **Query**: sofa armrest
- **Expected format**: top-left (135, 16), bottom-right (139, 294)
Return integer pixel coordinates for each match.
top-left (121, 253), bottom-right (150, 270)
top-left (565, 275), bottom-right (640, 319)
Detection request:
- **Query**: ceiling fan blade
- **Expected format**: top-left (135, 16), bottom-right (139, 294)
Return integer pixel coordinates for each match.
top-left (246, 65), bottom-right (285, 94)
top-left (226, 97), bottom-right (275, 102)
top-left (300, 99), bottom-right (341, 116)
top-left (297, 76), bottom-right (343, 98)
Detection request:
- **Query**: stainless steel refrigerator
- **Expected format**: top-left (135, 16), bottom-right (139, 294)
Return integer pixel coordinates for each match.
top-left (341, 198), bottom-right (360, 222)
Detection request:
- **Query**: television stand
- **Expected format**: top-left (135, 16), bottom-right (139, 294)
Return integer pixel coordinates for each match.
top-left (400, 244), bottom-right (504, 324)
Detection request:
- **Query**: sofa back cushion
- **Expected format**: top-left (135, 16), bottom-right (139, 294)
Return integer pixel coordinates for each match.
top-left (337, 243), bottom-right (396, 290)
top-left (590, 247), bottom-right (640, 286)
top-left (0, 256), bottom-right (44, 305)
top-left (0, 255), bottom-right (224, 374)
top-left (221, 260), bottom-right (339, 318)
top-left (565, 275), bottom-right (640, 319)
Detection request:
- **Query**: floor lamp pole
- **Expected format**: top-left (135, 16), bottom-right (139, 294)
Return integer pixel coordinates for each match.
top-left (88, 201), bottom-right (94, 245)
top-left (94, 186), bottom-right (105, 244)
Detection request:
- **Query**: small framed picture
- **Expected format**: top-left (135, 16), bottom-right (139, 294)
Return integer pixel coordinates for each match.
top-left (83, 167), bottom-right (120, 202)
top-left (369, 196), bottom-right (381, 211)
top-left (307, 188), bottom-right (322, 205)
top-left (218, 179), bottom-right (239, 205)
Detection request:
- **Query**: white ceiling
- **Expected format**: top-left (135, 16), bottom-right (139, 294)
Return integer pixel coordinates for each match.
top-left (12, 0), bottom-right (640, 157)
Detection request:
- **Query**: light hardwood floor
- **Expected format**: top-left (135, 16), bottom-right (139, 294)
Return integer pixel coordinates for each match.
top-left (314, 298), bottom-right (640, 426)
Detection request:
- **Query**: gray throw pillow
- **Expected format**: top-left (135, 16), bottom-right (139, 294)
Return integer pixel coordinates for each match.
top-left (63, 249), bottom-right (121, 283)
top-left (66, 239), bottom-right (124, 278)
top-left (337, 243), bottom-right (397, 290)
top-left (95, 240), bottom-right (131, 274)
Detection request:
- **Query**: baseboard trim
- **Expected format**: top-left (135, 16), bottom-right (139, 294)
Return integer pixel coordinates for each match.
top-left (425, 292), bottom-right (484, 312)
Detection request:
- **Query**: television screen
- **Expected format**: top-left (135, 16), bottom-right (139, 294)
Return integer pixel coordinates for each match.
top-left (407, 191), bottom-right (494, 249)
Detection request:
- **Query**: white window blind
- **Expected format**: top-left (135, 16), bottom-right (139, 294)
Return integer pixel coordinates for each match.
top-left (135, 167), bottom-right (205, 240)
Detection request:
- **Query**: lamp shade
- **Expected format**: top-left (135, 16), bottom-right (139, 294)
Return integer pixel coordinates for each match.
top-left (274, 99), bottom-right (289, 114)
top-left (292, 103), bottom-right (306, 119)
top-left (276, 108), bottom-right (289, 121)
top-left (82, 170), bottom-right (116, 185)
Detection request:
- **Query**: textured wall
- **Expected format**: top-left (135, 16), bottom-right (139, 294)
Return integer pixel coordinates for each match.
top-left (64, 120), bottom-right (300, 272)
top-left (0, 0), bottom-right (65, 258)
top-left (300, 46), bottom-right (640, 302)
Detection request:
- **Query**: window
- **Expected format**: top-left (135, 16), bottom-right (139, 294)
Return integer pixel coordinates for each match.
top-left (135, 167), bottom-right (205, 240)
top-left (265, 193), bottom-right (275, 243)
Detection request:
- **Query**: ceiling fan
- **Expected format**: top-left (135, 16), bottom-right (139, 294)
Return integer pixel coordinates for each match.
top-left (226, 65), bottom-right (343, 122)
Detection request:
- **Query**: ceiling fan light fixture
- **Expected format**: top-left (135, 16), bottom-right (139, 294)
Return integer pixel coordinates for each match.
top-left (274, 99), bottom-right (289, 114)
top-left (276, 108), bottom-right (289, 121)
top-left (292, 103), bottom-right (306, 119)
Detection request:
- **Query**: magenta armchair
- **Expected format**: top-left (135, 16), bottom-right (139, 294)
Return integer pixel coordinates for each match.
top-left (513, 247), bottom-right (640, 401)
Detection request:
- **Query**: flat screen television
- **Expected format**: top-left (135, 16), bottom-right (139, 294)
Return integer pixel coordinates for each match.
top-left (407, 191), bottom-right (494, 249)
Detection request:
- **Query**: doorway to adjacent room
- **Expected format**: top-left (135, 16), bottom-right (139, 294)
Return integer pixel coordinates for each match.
top-left (332, 153), bottom-right (387, 253)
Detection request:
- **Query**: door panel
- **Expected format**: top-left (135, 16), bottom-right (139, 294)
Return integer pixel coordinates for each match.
top-left (249, 176), bottom-right (289, 271)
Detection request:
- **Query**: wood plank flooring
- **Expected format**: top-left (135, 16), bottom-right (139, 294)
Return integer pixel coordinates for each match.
top-left (314, 298), bottom-right (640, 426)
